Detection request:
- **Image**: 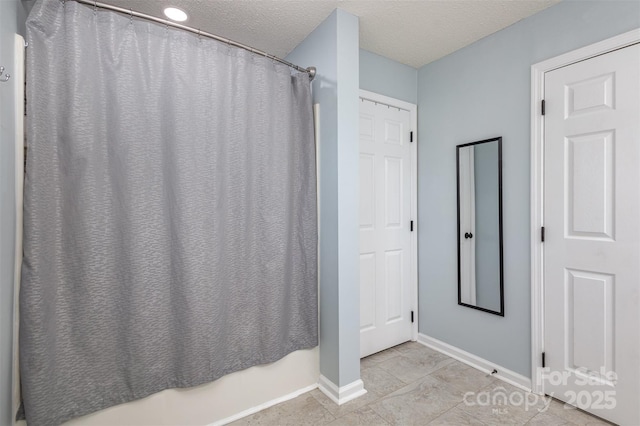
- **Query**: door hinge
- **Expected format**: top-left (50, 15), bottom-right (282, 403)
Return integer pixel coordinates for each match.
top-left (410, 220), bottom-right (414, 232)
top-left (410, 131), bottom-right (414, 142)
top-left (541, 99), bottom-right (546, 116)
top-left (541, 226), bottom-right (545, 242)
top-left (411, 311), bottom-right (414, 323)
top-left (542, 352), bottom-right (546, 368)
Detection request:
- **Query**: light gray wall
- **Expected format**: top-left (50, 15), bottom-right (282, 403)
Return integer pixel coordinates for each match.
top-left (286, 8), bottom-right (361, 387)
top-left (473, 141), bottom-right (500, 312)
top-left (287, 7), bottom-right (339, 387)
top-left (335, 10), bottom-right (361, 386)
top-left (417, 0), bottom-right (640, 377)
top-left (359, 49), bottom-right (417, 104)
top-left (1, 0), bottom-right (28, 423)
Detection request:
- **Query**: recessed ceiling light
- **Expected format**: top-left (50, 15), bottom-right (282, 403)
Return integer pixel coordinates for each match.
top-left (163, 7), bottom-right (188, 22)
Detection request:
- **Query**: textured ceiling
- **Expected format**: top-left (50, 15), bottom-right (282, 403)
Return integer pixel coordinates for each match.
top-left (104, 0), bottom-right (560, 69)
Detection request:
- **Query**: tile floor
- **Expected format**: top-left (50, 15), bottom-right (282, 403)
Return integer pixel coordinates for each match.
top-left (232, 342), bottom-right (610, 425)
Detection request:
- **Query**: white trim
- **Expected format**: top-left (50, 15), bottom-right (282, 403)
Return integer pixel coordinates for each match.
top-left (530, 28), bottom-right (640, 395)
top-left (12, 34), bottom-right (25, 426)
top-left (318, 375), bottom-right (367, 406)
top-left (358, 89), bottom-right (419, 341)
top-left (409, 97), bottom-right (418, 341)
top-left (417, 334), bottom-right (532, 392)
top-left (208, 383), bottom-right (319, 426)
top-left (532, 29), bottom-right (640, 74)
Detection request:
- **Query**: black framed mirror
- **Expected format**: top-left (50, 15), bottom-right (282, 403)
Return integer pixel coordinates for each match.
top-left (456, 137), bottom-right (504, 316)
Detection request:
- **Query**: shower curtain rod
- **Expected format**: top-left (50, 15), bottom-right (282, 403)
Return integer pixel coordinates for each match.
top-left (71, 0), bottom-right (317, 80)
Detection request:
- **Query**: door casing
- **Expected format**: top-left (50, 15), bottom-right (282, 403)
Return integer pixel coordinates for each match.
top-left (359, 89), bottom-right (419, 348)
top-left (529, 28), bottom-right (640, 395)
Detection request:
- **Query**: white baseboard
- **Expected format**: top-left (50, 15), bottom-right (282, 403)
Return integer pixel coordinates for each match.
top-left (210, 383), bottom-right (318, 426)
top-left (417, 333), bottom-right (532, 392)
top-left (318, 375), bottom-right (367, 405)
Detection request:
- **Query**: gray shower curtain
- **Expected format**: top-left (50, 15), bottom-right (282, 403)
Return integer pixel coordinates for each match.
top-left (20, 1), bottom-right (317, 424)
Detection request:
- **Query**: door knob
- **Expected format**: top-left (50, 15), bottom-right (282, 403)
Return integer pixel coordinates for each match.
top-left (465, 232), bottom-right (473, 239)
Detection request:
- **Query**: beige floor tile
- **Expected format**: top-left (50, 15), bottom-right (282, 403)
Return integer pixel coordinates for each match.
top-left (456, 402), bottom-right (538, 426)
top-left (360, 347), bottom-right (402, 369)
top-left (429, 360), bottom-right (496, 393)
top-left (428, 405), bottom-right (487, 425)
top-left (361, 365), bottom-right (407, 397)
top-left (325, 406), bottom-right (389, 426)
top-left (480, 382), bottom-right (553, 413)
top-left (400, 344), bottom-right (456, 366)
top-left (233, 344), bottom-right (616, 426)
top-left (455, 383), bottom-right (547, 426)
top-left (369, 375), bottom-right (463, 425)
top-left (392, 341), bottom-right (426, 355)
top-left (377, 349), bottom-right (454, 384)
top-left (232, 393), bottom-right (335, 426)
top-left (546, 400), bottom-right (611, 425)
top-left (526, 411), bottom-right (571, 425)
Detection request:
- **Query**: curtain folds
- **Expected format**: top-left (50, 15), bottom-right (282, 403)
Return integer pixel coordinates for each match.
top-left (20, 1), bottom-right (318, 424)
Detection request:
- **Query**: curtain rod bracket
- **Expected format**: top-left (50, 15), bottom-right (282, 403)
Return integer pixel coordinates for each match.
top-left (307, 67), bottom-right (316, 81)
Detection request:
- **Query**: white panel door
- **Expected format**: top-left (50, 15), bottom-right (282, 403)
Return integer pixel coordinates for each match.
top-left (544, 43), bottom-right (640, 425)
top-left (359, 97), bottom-right (413, 358)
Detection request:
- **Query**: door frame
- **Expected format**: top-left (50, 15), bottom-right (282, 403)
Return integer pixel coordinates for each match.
top-left (359, 89), bottom-right (419, 342)
top-left (529, 28), bottom-right (640, 395)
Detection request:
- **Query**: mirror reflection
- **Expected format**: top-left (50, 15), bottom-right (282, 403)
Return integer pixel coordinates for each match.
top-left (457, 137), bottom-right (504, 316)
